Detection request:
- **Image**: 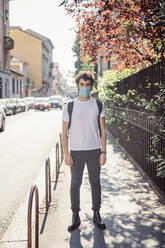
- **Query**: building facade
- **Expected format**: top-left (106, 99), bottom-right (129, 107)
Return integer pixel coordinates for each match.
top-left (52, 62), bottom-right (62, 95)
top-left (10, 56), bottom-right (28, 98)
top-left (10, 27), bottom-right (54, 97)
top-left (0, 0), bottom-right (14, 98)
top-left (10, 68), bottom-right (24, 98)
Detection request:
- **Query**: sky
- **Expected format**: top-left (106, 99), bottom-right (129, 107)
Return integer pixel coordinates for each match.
top-left (9, 0), bottom-right (76, 80)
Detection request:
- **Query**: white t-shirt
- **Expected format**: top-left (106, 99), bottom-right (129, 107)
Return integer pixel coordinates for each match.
top-left (62, 97), bottom-right (105, 151)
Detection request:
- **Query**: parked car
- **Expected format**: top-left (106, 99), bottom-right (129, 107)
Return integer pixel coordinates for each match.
top-left (6, 98), bottom-right (21, 115)
top-left (18, 99), bottom-right (27, 112)
top-left (0, 99), bottom-right (8, 115)
top-left (34, 98), bottom-right (50, 111)
top-left (25, 97), bottom-right (35, 109)
top-left (0, 99), bottom-right (14, 115)
top-left (49, 96), bottom-right (62, 109)
top-left (0, 106), bottom-right (5, 132)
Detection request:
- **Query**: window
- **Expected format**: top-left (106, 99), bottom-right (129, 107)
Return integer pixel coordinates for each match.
top-left (0, 77), bottom-right (2, 98)
top-left (5, 80), bottom-right (8, 97)
top-left (20, 81), bottom-right (22, 97)
top-left (17, 79), bottom-right (19, 93)
top-left (12, 78), bottom-right (15, 93)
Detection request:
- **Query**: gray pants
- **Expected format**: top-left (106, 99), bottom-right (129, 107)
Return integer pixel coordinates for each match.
top-left (70, 149), bottom-right (101, 212)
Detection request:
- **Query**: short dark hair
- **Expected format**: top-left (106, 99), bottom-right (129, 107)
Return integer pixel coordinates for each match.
top-left (75, 71), bottom-right (95, 87)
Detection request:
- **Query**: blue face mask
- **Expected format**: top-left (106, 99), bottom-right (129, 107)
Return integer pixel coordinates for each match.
top-left (79, 87), bottom-right (91, 98)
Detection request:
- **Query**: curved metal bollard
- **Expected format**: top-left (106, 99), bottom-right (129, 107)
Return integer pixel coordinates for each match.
top-left (27, 185), bottom-right (39, 248)
top-left (45, 157), bottom-right (51, 212)
top-left (59, 133), bottom-right (64, 164)
top-left (56, 142), bottom-right (60, 178)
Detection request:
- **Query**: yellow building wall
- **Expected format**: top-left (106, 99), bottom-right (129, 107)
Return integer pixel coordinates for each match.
top-left (10, 29), bottom-right (42, 91)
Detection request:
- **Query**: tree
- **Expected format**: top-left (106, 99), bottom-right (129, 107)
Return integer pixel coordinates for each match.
top-left (60, 0), bottom-right (165, 70)
top-left (72, 37), bottom-right (97, 77)
top-left (72, 37), bottom-right (83, 74)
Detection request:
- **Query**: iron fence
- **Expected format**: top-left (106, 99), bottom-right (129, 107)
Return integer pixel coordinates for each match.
top-left (107, 106), bottom-right (165, 195)
top-left (106, 59), bottom-right (165, 198)
top-left (116, 59), bottom-right (165, 105)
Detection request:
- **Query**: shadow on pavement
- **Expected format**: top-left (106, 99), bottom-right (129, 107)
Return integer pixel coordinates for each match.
top-left (81, 134), bottom-right (165, 248)
top-left (69, 225), bottom-right (107, 248)
top-left (93, 226), bottom-right (107, 248)
top-left (69, 228), bottom-right (83, 248)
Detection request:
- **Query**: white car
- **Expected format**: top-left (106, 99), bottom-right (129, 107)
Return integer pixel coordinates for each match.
top-left (25, 97), bottom-right (35, 109)
top-left (0, 106), bottom-right (5, 132)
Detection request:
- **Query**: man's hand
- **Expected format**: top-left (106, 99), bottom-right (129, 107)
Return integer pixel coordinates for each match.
top-left (64, 153), bottom-right (73, 167)
top-left (100, 153), bottom-right (106, 166)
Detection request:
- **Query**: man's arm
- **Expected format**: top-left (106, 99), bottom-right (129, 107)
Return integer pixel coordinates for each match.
top-left (99, 117), bottom-right (107, 166)
top-left (62, 120), bottom-right (73, 167)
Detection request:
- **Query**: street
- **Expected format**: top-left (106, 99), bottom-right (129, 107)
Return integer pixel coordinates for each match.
top-left (0, 109), bottom-right (62, 240)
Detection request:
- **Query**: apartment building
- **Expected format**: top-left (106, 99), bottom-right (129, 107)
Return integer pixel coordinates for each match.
top-left (0, 0), bottom-right (14, 98)
top-left (52, 62), bottom-right (62, 95)
top-left (10, 56), bottom-right (28, 98)
top-left (10, 27), bottom-right (54, 96)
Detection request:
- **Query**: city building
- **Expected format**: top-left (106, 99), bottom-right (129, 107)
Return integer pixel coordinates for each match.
top-left (0, 0), bottom-right (14, 98)
top-left (52, 62), bottom-right (62, 95)
top-left (10, 67), bottom-right (24, 98)
top-left (10, 56), bottom-right (28, 97)
top-left (10, 27), bottom-right (54, 96)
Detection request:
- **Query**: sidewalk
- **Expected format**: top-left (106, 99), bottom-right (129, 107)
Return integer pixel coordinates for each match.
top-left (39, 134), bottom-right (165, 248)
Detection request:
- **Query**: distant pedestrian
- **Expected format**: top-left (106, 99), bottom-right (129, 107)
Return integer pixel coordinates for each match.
top-left (62, 71), bottom-right (107, 231)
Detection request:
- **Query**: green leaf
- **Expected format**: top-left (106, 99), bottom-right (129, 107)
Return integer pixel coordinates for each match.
top-left (157, 170), bottom-right (165, 177)
top-left (149, 156), bottom-right (155, 160)
top-left (157, 165), bottom-right (165, 171)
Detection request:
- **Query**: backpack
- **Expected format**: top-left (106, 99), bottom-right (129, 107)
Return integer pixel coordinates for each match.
top-left (67, 99), bottom-right (103, 137)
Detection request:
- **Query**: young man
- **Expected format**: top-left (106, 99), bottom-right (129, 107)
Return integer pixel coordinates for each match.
top-left (62, 71), bottom-right (107, 232)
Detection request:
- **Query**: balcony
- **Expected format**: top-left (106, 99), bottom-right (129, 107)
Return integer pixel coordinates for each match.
top-left (4, 36), bottom-right (14, 50)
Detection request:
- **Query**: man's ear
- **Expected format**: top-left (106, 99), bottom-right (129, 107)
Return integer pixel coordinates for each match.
top-left (77, 83), bottom-right (80, 91)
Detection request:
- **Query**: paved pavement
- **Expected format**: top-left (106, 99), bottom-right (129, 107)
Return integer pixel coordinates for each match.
top-left (39, 134), bottom-right (165, 248)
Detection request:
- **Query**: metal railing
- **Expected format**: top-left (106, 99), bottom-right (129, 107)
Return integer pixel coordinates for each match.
top-left (104, 60), bottom-right (165, 198)
top-left (116, 58), bottom-right (165, 102)
top-left (106, 107), bottom-right (165, 197)
top-left (112, 106), bottom-right (160, 133)
top-left (27, 185), bottom-right (39, 248)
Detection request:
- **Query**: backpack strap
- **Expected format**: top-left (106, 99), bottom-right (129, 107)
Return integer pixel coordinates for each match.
top-left (96, 99), bottom-right (103, 137)
top-left (68, 101), bottom-right (74, 129)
